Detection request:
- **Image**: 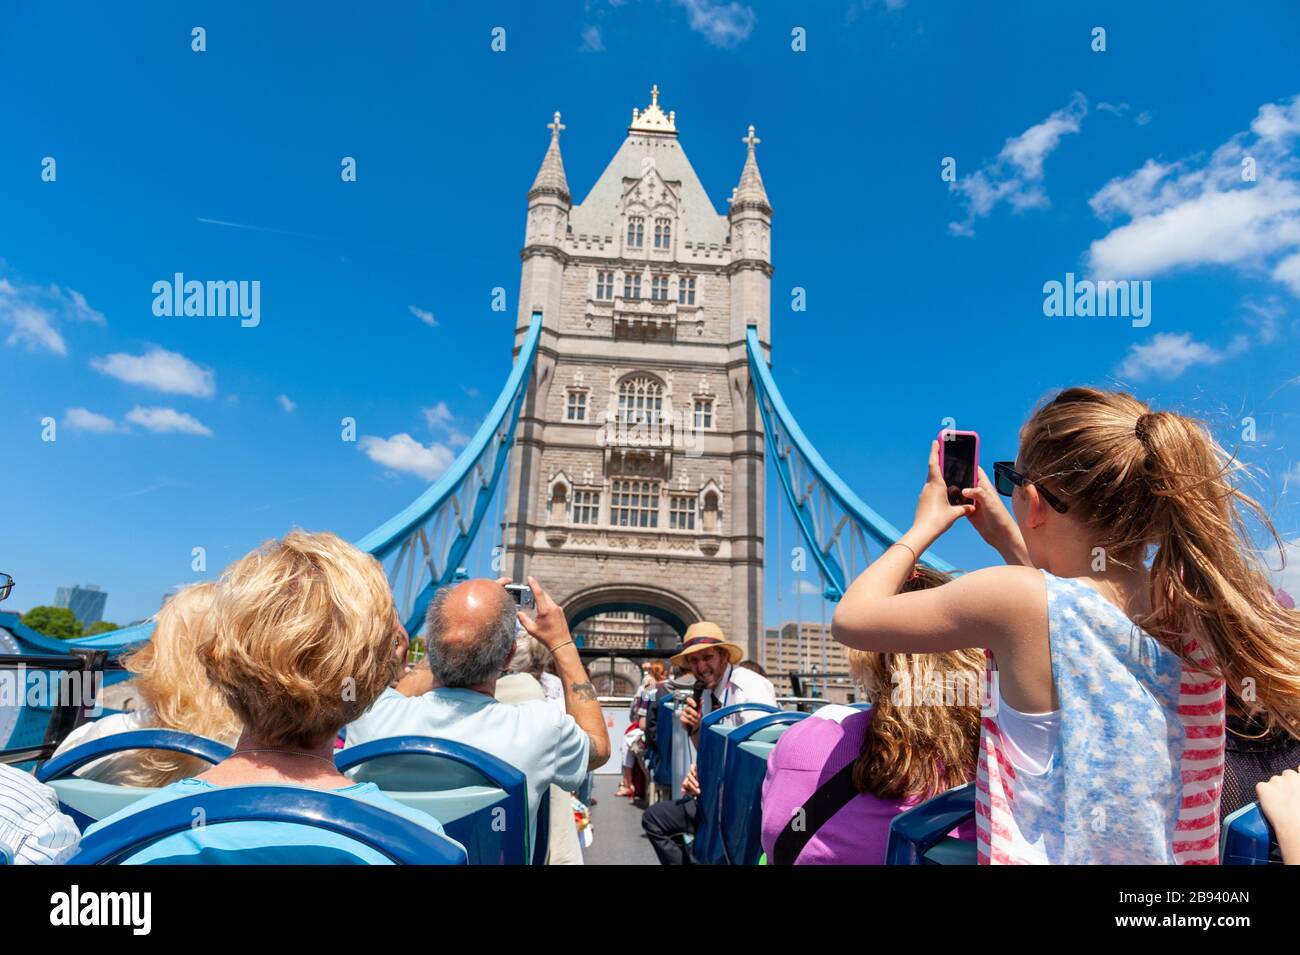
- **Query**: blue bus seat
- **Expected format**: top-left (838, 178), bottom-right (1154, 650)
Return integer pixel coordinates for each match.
top-left (653, 696), bottom-right (675, 786)
top-left (885, 781), bottom-right (977, 865)
top-left (336, 736), bottom-right (531, 864)
top-left (1220, 801), bottom-right (1278, 865)
top-left (692, 702), bottom-right (780, 865)
top-left (719, 712), bottom-right (808, 865)
top-left (35, 729), bottom-right (233, 831)
top-left (71, 785), bottom-right (467, 865)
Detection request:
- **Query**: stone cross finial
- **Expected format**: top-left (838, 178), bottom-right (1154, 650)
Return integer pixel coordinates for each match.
top-left (651, 84), bottom-right (659, 106)
top-left (743, 125), bottom-right (760, 150)
top-left (548, 111), bottom-right (565, 141)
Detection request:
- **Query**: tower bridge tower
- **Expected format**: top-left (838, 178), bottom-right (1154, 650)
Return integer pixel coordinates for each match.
top-left (505, 87), bottom-right (771, 657)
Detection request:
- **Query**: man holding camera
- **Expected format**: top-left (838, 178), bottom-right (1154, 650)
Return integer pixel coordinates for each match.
top-left (640, 622), bottom-right (776, 864)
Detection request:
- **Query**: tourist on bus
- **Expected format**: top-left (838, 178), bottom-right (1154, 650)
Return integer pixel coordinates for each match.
top-left (1256, 765), bottom-right (1300, 864)
top-left (762, 565), bottom-right (980, 864)
top-left (0, 574), bottom-right (81, 865)
top-left (832, 388), bottom-right (1300, 863)
top-left (496, 632), bottom-right (585, 865)
top-left (616, 661), bottom-right (668, 798)
top-left (345, 575), bottom-right (611, 849)
top-left (81, 531), bottom-right (452, 863)
top-left (50, 582), bottom-right (241, 787)
top-left (675, 622), bottom-right (777, 740)
top-left (641, 625), bottom-right (776, 864)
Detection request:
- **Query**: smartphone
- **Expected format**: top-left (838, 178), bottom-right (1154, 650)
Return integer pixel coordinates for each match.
top-left (938, 429), bottom-right (979, 506)
top-left (503, 583), bottom-right (535, 611)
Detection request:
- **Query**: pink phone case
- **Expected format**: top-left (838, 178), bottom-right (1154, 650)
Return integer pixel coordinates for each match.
top-left (937, 429), bottom-right (979, 502)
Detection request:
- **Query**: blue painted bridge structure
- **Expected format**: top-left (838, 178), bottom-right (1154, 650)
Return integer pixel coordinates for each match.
top-left (3, 311), bottom-right (950, 668)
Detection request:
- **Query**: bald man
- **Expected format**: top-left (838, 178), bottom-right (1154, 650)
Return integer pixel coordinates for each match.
top-left (343, 576), bottom-right (610, 857)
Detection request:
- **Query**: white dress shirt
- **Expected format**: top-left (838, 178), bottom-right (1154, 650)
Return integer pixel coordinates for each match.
top-left (698, 664), bottom-right (778, 726)
top-left (0, 764), bottom-right (80, 864)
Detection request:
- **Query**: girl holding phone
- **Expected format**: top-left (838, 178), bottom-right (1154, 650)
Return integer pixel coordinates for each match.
top-left (831, 387), bottom-right (1300, 864)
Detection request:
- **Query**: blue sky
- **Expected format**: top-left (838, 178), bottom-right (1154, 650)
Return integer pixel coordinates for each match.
top-left (3, 0), bottom-right (1299, 626)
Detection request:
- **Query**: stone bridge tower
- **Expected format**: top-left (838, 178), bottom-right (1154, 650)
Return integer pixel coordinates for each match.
top-left (505, 87), bottom-right (771, 658)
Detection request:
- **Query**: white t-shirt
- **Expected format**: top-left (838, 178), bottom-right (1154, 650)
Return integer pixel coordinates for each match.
top-left (343, 687), bottom-right (591, 830)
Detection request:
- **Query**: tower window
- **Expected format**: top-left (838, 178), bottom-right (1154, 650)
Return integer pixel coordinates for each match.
top-left (611, 479), bottom-right (660, 528)
top-left (654, 218), bottom-right (672, 250)
top-left (595, 271), bottom-right (614, 301)
top-left (623, 273), bottom-right (641, 300)
top-left (678, 276), bottom-right (696, 305)
top-left (627, 217), bottom-right (645, 248)
top-left (651, 274), bottom-right (669, 302)
top-left (693, 398), bottom-right (713, 430)
top-left (617, 376), bottom-right (663, 426)
top-left (669, 495), bottom-right (697, 530)
top-left (572, 489), bottom-right (601, 525)
top-left (566, 390), bottom-right (588, 421)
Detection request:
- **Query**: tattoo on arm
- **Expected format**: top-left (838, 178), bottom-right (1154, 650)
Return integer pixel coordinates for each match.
top-left (569, 681), bottom-right (598, 703)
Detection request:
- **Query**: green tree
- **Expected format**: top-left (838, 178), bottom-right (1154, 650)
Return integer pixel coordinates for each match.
top-left (86, 621), bottom-right (120, 635)
top-left (20, 606), bottom-right (84, 639)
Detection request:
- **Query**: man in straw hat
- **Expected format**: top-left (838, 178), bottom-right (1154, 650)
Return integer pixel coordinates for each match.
top-left (640, 622), bottom-right (776, 864)
top-left (672, 622), bottom-right (776, 740)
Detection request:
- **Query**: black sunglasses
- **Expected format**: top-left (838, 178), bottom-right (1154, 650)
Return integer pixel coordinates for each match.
top-left (992, 462), bottom-right (1069, 514)
top-left (0, 574), bottom-right (12, 602)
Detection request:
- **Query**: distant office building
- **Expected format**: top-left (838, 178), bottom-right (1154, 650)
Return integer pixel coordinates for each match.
top-left (763, 621), bottom-right (855, 704)
top-left (54, 584), bottom-right (108, 628)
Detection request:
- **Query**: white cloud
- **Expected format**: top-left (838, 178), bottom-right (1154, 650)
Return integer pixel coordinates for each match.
top-left (1271, 537), bottom-right (1300, 605)
top-left (409, 305), bottom-right (437, 327)
top-left (61, 288), bottom-right (106, 325)
top-left (422, 401), bottom-right (470, 447)
top-left (125, 406), bottom-right (213, 436)
top-left (949, 94), bottom-right (1087, 235)
top-left (0, 278), bottom-right (106, 356)
top-left (277, 394), bottom-right (296, 413)
top-left (793, 579), bottom-right (822, 596)
top-left (1086, 93), bottom-right (1300, 295)
top-left (91, 346), bottom-right (215, 397)
top-left (359, 433), bottom-right (456, 481)
top-left (672, 0), bottom-right (755, 48)
top-left (1114, 331), bottom-right (1236, 381)
top-left (579, 25), bottom-right (605, 52)
top-left (64, 407), bottom-right (122, 433)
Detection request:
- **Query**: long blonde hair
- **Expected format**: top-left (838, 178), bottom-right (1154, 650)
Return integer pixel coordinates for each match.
top-left (1019, 387), bottom-right (1300, 736)
top-left (851, 566), bottom-right (983, 800)
top-left (120, 582), bottom-right (242, 786)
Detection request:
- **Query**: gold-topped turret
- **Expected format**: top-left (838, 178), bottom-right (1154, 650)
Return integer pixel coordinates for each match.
top-left (628, 84), bottom-right (677, 134)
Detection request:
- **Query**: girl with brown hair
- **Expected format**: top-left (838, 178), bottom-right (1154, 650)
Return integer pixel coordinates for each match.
top-left (832, 388), bottom-right (1300, 864)
top-left (760, 566), bottom-right (982, 864)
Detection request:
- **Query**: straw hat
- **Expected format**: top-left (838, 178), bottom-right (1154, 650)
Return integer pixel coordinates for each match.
top-left (670, 621), bottom-right (743, 668)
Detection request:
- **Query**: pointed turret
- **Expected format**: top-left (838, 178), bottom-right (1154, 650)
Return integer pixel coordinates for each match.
top-left (729, 125), bottom-right (771, 215)
top-left (726, 124), bottom-right (773, 348)
top-left (529, 111), bottom-right (571, 203)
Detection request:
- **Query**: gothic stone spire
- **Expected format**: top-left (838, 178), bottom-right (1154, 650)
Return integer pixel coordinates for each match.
top-left (529, 110), bottom-right (571, 203)
top-left (729, 124), bottom-right (771, 215)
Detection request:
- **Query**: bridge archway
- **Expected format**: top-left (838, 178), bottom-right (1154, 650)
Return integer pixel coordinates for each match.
top-left (563, 582), bottom-right (701, 641)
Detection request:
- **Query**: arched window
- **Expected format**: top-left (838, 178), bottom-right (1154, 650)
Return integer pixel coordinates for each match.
top-left (654, 218), bottom-right (672, 249)
top-left (617, 375), bottom-right (664, 426)
top-left (626, 216), bottom-right (645, 248)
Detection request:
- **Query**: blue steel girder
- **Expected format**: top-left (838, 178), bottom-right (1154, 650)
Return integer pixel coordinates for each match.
top-left (23, 313), bottom-right (542, 658)
top-left (745, 327), bottom-right (955, 601)
top-left (356, 312), bottom-right (542, 635)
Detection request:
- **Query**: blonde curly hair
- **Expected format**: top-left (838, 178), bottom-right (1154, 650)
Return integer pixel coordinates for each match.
top-left (197, 530), bottom-right (402, 747)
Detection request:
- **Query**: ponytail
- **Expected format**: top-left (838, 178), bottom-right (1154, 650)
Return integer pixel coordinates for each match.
top-left (1021, 388), bottom-right (1300, 737)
